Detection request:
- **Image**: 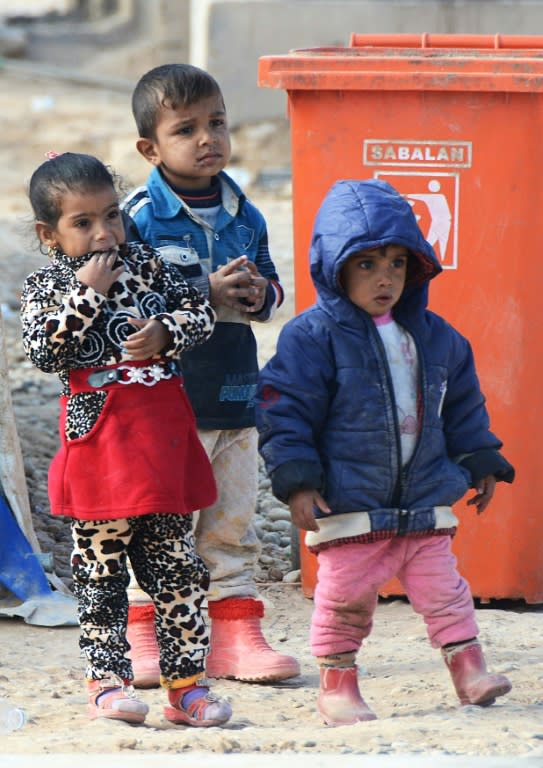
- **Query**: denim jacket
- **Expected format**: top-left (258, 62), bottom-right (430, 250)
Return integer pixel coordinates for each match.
top-left (123, 168), bottom-right (282, 429)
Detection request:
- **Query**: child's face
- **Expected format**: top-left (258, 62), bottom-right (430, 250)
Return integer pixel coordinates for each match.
top-left (340, 245), bottom-right (408, 316)
top-left (36, 185), bottom-right (125, 259)
top-left (136, 92), bottom-right (231, 190)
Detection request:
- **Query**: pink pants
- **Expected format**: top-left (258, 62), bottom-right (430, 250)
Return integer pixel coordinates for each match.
top-left (311, 535), bottom-right (478, 657)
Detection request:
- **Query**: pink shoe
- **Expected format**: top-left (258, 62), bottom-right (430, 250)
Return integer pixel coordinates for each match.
top-left (205, 598), bottom-right (300, 682)
top-left (317, 666), bottom-right (377, 726)
top-left (442, 640), bottom-right (512, 706)
top-left (126, 604), bottom-right (160, 689)
top-left (87, 675), bottom-right (149, 724)
top-left (164, 683), bottom-right (232, 727)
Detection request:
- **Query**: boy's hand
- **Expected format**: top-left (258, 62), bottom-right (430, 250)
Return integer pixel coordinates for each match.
top-left (242, 260), bottom-right (268, 313)
top-left (289, 489), bottom-right (331, 532)
top-left (467, 474), bottom-right (496, 515)
top-left (208, 255), bottom-right (268, 313)
top-left (75, 251), bottom-right (124, 296)
top-left (122, 317), bottom-right (171, 360)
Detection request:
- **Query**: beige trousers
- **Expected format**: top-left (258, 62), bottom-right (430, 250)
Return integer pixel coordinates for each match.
top-left (128, 426), bottom-right (261, 605)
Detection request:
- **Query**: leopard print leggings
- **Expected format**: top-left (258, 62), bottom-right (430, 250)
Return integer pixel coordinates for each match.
top-left (71, 513), bottom-right (209, 683)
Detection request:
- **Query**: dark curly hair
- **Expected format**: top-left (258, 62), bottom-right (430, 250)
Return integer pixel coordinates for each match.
top-left (29, 152), bottom-right (121, 228)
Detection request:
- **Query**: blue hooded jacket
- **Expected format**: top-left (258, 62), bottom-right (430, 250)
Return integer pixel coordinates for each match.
top-left (255, 179), bottom-right (514, 550)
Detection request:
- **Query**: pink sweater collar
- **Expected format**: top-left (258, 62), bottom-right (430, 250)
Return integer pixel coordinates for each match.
top-left (372, 310), bottom-right (393, 327)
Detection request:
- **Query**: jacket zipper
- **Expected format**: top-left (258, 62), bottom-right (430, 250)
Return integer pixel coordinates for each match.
top-left (370, 319), bottom-right (425, 535)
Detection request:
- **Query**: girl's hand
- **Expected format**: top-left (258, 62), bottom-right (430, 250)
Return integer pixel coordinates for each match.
top-left (75, 251), bottom-right (124, 295)
top-left (123, 318), bottom-right (171, 360)
top-left (289, 489), bottom-right (331, 532)
top-left (467, 474), bottom-right (496, 515)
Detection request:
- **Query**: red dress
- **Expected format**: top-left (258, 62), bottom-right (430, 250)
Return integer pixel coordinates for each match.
top-left (48, 362), bottom-right (216, 520)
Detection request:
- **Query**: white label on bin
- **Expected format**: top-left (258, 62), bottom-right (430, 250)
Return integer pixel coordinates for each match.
top-left (374, 171), bottom-right (459, 270)
top-left (363, 140), bottom-right (472, 169)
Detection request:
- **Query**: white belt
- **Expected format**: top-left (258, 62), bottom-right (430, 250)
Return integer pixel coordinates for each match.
top-left (87, 361), bottom-right (178, 388)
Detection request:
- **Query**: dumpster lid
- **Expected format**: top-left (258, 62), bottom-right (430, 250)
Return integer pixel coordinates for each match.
top-left (258, 33), bottom-right (543, 93)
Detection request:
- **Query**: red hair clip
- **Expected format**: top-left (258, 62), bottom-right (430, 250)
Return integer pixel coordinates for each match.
top-left (45, 150), bottom-right (61, 160)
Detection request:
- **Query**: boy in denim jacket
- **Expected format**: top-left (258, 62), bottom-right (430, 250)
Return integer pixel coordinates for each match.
top-left (122, 63), bottom-right (299, 686)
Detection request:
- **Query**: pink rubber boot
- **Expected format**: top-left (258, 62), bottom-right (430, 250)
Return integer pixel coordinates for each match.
top-left (317, 666), bottom-right (377, 726)
top-left (126, 604), bottom-right (160, 689)
top-left (205, 598), bottom-right (300, 682)
top-left (442, 639), bottom-right (512, 706)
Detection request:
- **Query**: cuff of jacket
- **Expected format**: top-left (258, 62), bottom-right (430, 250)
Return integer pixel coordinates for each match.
top-left (458, 449), bottom-right (515, 488)
top-left (193, 274), bottom-right (211, 299)
top-left (251, 282), bottom-right (278, 322)
top-left (271, 459), bottom-right (324, 504)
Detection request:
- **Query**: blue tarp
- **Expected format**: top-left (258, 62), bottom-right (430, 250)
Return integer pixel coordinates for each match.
top-left (0, 491), bottom-right (77, 626)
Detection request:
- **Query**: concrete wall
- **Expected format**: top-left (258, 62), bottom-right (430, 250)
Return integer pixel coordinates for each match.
top-left (8, 1), bottom-right (543, 126)
top-left (188, 0), bottom-right (543, 126)
top-left (142, 0), bottom-right (190, 68)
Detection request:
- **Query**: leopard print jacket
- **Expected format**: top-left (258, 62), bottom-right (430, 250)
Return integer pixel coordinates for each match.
top-left (21, 241), bottom-right (216, 440)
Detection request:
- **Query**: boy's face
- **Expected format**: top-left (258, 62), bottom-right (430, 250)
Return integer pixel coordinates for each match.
top-left (340, 244), bottom-right (408, 316)
top-left (136, 92), bottom-right (231, 190)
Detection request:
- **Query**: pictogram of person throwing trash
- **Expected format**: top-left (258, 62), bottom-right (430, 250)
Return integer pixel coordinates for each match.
top-left (407, 179), bottom-right (452, 263)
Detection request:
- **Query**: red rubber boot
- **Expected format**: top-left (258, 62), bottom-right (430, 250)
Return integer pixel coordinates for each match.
top-left (205, 598), bottom-right (300, 682)
top-left (442, 640), bottom-right (512, 706)
top-left (317, 666), bottom-right (377, 726)
top-left (126, 604), bottom-right (161, 689)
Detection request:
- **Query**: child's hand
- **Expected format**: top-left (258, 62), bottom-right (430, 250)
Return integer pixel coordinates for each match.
top-left (75, 251), bottom-right (124, 296)
top-left (123, 318), bottom-right (171, 360)
top-left (289, 489), bottom-right (331, 532)
top-left (242, 260), bottom-right (268, 313)
top-left (208, 255), bottom-right (267, 312)
top-left (467, 474), bottom-right (496, 514)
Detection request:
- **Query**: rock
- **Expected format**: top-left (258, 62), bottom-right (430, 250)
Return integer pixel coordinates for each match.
top-left (283, 569), bottom-right (301, 584)
top-left (0, 26), bottom-right (27, 58)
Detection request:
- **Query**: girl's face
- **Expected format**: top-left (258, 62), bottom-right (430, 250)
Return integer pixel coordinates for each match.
top-left (36, 185), bottom-right (125, 259)
top-left (340, 244), bottom-right (408, 316)
top-left (135, 92), bottom-right (231, 190)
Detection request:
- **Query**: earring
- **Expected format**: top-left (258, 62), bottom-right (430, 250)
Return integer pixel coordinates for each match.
top-left (47, 244), bottom-right (60, 259)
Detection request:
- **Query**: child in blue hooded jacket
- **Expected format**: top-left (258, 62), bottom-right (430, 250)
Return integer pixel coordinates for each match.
top-left (255, 179), bottom-right (515, 726)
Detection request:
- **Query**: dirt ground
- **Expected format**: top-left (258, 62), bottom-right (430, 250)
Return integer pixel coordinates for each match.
top-left (0, 55), bottom-right (542, 761)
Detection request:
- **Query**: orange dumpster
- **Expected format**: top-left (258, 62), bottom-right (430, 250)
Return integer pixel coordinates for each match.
top-left (258, 34), bottom-right (543, 603)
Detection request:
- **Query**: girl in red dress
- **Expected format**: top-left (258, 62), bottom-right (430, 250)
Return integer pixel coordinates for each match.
top-left (21, 151), bottom-right (232, 728)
